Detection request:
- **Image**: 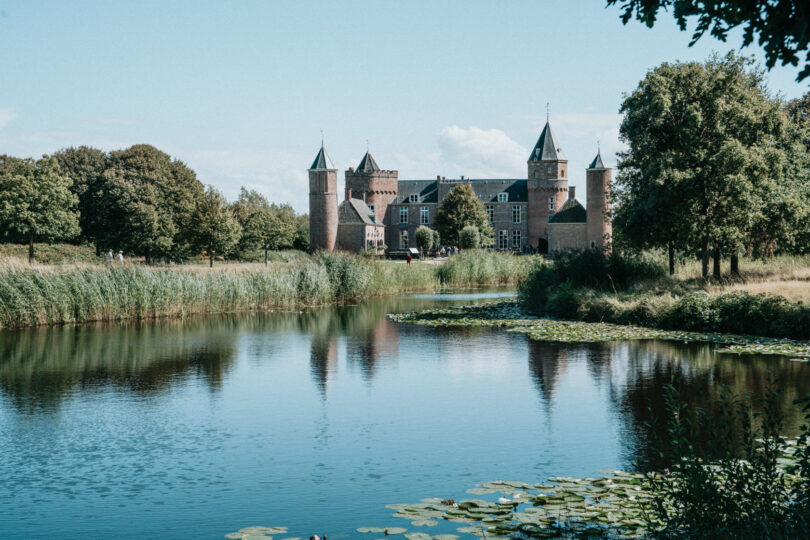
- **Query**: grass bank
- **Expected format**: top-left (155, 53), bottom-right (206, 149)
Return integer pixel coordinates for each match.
top-left (519, 251), bottom-right (810, 341)
top-left (0, 250), bottom-right (537, 329)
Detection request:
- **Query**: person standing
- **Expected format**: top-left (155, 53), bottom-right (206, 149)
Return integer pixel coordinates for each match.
top-left (106, 249), bottom-right (114, 263)
top-left (406, 253), bottom-right (412, 266)
top-left (117, 251), bottom-right (124, 263)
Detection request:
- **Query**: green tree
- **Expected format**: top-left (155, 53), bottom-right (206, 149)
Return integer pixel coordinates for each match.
top-left (293, 214), bottom-right (310, 252)
top-left (232, 188), bottom-right (297, 264)
top-left (432, 229), bottom-right (440, 252)
top-left (458, 225), bottom-right (481, 249)
top-left (415, 225), bottom-right (434, 255)
top-left (191, 186), bottom-right (242, 267)
top-left (607, 0), bottom-right (810, 81)
top-left (0, 155), bottom-right (80, 263)
top-left (53, 146), bottom-right (108, 254)
top-left (99, 145), bottom-right (204, 262)
top-left (616, 52), bottom-right (800, 279)
top-left (434, 183), bottom-right (493, 246)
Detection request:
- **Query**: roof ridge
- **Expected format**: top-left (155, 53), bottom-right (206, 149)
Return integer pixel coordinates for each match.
top-left (529, 121), bottom-right (566, 162)
top-left (309, 145), bottom-right (335, 170)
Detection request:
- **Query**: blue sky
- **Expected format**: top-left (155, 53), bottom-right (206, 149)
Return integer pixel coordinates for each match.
top-left (0, 0), bottom-right (806, 212)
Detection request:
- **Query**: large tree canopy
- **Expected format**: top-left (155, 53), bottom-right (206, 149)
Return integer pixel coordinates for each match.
top-left (434, 183), bottom-right (493, 246)
top-left (614, 52), bottom-right (807, 278)
top-left (99, 145), bottom-right (204, 261)
top-left (0, 155), bottom-right (80, 262)
top-left (53, 146), bottom-right (107, 253)
top-left (607, 0), bottom-right (810, 81)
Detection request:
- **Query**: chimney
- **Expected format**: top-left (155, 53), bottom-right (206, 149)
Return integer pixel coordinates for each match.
top-left (436, 175), bottom-right (441, 182)
top-left (569, 186), bottom-right (576, 199)
top-left (345, 187), bottom-right (351, 201)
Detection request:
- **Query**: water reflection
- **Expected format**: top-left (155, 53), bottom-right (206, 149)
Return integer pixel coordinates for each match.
top-left (0, 319), bottom-right (238, 412)
top-left (1, 293), bottom-right (809, 540)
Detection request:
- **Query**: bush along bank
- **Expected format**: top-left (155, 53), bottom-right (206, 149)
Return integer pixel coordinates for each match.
top-left (0, 251), bottom-right (537, 329)
top-left (519, 251), bottom-right (810, 341)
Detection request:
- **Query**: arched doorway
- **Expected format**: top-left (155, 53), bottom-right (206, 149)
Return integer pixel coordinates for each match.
top-left (538, 238), bottom-right (549, 254)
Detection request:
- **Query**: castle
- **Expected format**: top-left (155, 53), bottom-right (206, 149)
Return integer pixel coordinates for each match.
top-left (308, 120), bottom-right (611, 254)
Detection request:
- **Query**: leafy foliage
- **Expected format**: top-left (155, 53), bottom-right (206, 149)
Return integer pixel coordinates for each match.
top-left (458, 225), bottom-right (480, 249)
top-left (614, 52), bottom-right (809, 277)
top-left (607, 0), bottom-right (810, 81)
top-left (231, 188), bottom-right (297, 263)
top-left (646, 379), bottom-right (810, 537)
top-left (415, 225), bottom-right (434, 253)
top-left (0, 155), bottom-right (80, 262)
top-left (190, 187), bottom-right (242, 266)
top-left (434, 183), bottom-right (493, 246)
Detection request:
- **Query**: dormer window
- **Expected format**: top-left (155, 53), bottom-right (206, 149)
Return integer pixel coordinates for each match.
top-left (497, 193), bottom-right (508, 203)
top-left (409, 194), bottom-right (419, 203)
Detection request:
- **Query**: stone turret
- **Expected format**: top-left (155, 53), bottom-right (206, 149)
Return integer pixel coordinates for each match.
top-left (586, 150), bottom-right (612, 251)
top-left (527, 121), bottom-right (568, 251)
top-left (344, 151), bottom-right (398, 227)
top-left (308, 145), bottom-right (338, 252)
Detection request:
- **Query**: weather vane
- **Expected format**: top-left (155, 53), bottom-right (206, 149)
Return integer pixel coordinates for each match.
top-left (546, 102), bottom-right (550, 121)
top-left (320, 129), bottom-right (324, 146)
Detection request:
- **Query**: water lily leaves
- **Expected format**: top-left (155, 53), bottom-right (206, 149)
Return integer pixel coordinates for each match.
top-left (410, 519), bottom-right (438, 527)
top-left (404, 533), bottom-right (432, 540)
top-left (357, 527), bottom-right (386, 533)
top-left (393, 301), bottom-right (810, 357)
top-left (432, 535), bottom-right (460, 540)
top-left (385, 527), bottom-right (407, 534)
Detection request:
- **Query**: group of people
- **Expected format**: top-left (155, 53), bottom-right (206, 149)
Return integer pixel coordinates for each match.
top-left (106, 249), bottom-right (125, 263)
top-left (439, 246), bottom-right (459, 257)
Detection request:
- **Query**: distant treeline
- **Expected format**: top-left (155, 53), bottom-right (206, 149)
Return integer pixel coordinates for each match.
top-left (0, 145), bottom-right (309, 263)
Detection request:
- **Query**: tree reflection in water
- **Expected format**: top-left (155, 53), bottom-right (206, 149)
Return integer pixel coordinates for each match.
top-left (527, 338), bottom-right (810, 472)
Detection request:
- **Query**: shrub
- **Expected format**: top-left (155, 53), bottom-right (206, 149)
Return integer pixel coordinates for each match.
top-left (458, 225), bottom-right (480, 249)
top-left (415, 226), bottom-right (434, 254)
top-left (646, 381), bottom-right (810, 538)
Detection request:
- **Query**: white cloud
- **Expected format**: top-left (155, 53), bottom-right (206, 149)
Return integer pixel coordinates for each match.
top-left (179, 147), bottom-right (311, 213)
top-left (435, 125), bottom-right (528, 178)
top-left (0, 109), bottom-right (16, 129)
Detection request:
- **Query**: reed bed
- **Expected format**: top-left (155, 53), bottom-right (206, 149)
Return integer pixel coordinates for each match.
top-left (0, 251), bottom-right (534, 329)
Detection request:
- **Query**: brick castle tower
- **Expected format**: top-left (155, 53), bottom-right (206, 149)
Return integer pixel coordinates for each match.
top-left (586, 149), bottom-right (612, 250)
top-left (308, 145), bottom-right (338, 251)
top-left (344, 151), bottom-right (398, 225)
top-left (527, 120), bottom-right (568, 251)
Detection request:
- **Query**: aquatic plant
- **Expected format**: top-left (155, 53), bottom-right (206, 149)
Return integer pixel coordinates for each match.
top-left (389, 301), bottom-right (810, 357)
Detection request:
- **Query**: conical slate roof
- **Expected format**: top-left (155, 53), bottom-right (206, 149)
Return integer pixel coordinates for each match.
top-left (588, 151), bottom-right (607, 169)
top-left (356, 151), bottom-right (380, 173)
top-left (309, 145), bottom-right (335, 170)
top-left (529, 121), bottom-right (566, 161)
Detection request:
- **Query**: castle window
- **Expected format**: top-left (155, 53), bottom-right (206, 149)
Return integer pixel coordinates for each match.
top-left (498, 230), bottom-right (509, 250)
top-left (486, 205), bottom-right (494, 222)
top-left (498, 193), bottom-right (508, 203)
top-left (512, 230), bottom-right (521, 249)
top-left (368, 203), bottom-right (375, 215)
top-left (512, 205), bottom-right (521, 224)
top-left (409, 194), bottom-right (419, 203)
top-left (400, 230), bottom-right (409, 249)
top-left (399, 206), bottom-right (408, 224)
top-left (547, 165), bottom-right (553, 174)
top-left (561, 169), bottom-right (565, 177)
top-left (420, 206), bottom-right (429, 225)
top-left (548, 196), bottom-right (555, 211)
top-left (590, 241), bottom-right (596, 249)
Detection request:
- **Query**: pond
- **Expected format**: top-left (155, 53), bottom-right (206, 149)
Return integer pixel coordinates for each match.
top-left (1, 291), bottom-right (809, 539)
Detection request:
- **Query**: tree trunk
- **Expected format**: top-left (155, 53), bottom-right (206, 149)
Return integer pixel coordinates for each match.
top-left (28, 234), bottom-right (34, 264)
top-left (730, 254), bottom-right (740, 277)
top-left (95, 243), bottom-right (101, 257)
top-left (209, 251), bottom-right (214, 268)
top-left (701, 236), bottom-right (709, 279)
top-left (668, 241), bottom-right (675, 276)
top-left (264, 248), bottom-right (268, 266)
top-left (713, 247), bottom-right (721, 280)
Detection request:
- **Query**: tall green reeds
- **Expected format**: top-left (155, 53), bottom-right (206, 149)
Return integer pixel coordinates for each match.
top-left (0, 251), bottom-right (534, 329)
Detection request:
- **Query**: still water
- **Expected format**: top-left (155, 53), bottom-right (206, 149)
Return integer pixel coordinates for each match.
top-left (1, 292), bottom-right (809, 539)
